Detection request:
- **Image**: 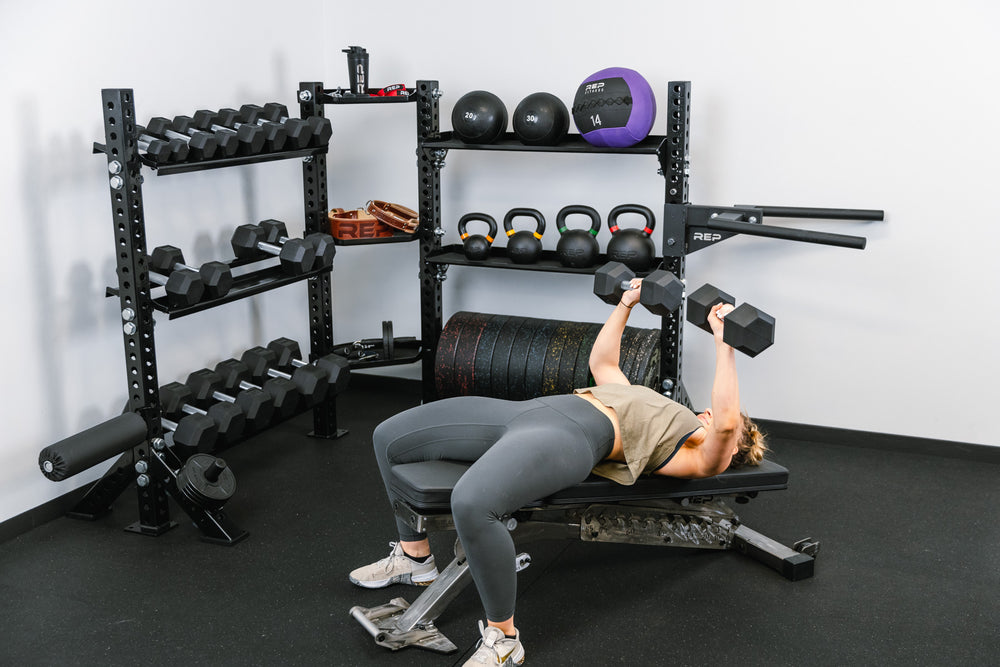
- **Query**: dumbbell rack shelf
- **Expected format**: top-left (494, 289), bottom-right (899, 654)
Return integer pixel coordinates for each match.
top-left (93, 142), bottom-right (327, 176)
top-left (106, 261), bottom-right (332, 320)
top-left (427, 247), bottom-right (660, 276)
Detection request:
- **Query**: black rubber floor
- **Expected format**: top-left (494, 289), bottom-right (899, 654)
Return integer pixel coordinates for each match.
top-left (2, 379), bottom-right (997, 666)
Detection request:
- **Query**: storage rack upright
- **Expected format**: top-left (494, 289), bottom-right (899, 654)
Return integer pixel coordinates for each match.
top-left (75, 86), bottom-right (341, 544)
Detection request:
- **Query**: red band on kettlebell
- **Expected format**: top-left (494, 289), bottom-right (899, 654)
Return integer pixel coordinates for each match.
top-left (609, 225), bottom-right (620, 233)
top-left (643, 226), bottom-right (654, 235)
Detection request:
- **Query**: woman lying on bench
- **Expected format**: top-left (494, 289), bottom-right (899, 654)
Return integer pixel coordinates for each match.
top-left (350, 279), bottom-right (767, 666)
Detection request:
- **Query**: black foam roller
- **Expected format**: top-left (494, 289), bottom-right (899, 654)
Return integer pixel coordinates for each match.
top-left (38, 412), bottom-right (147, 481)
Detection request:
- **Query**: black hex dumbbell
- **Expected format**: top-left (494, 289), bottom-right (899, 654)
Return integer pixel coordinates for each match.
top-left (136, 125), bottom-right (189, 164)
top-left (213, 108), bottom-right (288, 152)
top-left (241, 346), bottom-right (329, 407)
top-left (215, 358), bottom-right (300, 420)
top-left (593, 261), bottom-right (684, 316)
top-left (248, 102), bottom-right (331, 147)
top-left (147, 265), bottom-right (204, 307)
top-left (230, 223), bottom-right (316, 275)
top-left (238, 103), bottom-right (323, 149)
top-left (185, 368), bottom-right (276, 432)
top-left (259, 219), bottom-right (335, 271)
top-left (192, 109), bottom-right (265, 155)
top-left (686, 283), bottom-right (776, 357)
top-left (170, 115), bottom-right (239, 158)
top-left (266, 338), bottom-right (350, 396)
top-left (146, 117), bottom-right (218, 161)
top-left (150, 245), bottom-right (233, 300)
top-left (160, 413), bottom-right (217, 460)
top-left (160, 382), bottom-right (246, 447)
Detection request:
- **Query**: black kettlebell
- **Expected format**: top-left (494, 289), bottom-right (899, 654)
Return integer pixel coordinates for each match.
top-left (555, 205), bottom-right (601, 268)
top-left (503, 208), bottom-right (546, 264)
top-left (458, 213), bottom-right (498, 261)
top-left (606, 204), bottom-right (656, 272)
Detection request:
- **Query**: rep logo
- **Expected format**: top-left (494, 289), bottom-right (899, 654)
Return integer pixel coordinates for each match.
top-left (692, 232), bottom-right (722, 242)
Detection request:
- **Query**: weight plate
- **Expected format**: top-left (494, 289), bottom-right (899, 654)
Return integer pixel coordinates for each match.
top-left (507, 317), bottom-right (539, 401)
top-left (524, 319), bottom-right (559, 399)
top-left (382, 320), bottom-right (394, 361)
top-left (541, 321), bottom-right (574, 396)
top-left (556, 321), bottom-right (588, 394)
top-left (474, 314), bottom-right (507, 396)
top-left (490, 315), bottom-right (527, 399)
top-left (434, 312), bottom-right (467, 398)
top-left (573, 323), bottom-right (602, 389)
top-left (452, 312), bottom-right (492, 396)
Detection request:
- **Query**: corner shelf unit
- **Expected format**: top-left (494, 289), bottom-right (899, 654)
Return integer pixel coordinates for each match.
top-left (413, 80), bottom-right (693, 406)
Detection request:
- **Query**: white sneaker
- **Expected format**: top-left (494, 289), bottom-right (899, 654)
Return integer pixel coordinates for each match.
top-left (348, 541), bottom-right (438, 588)
top-left (463, 620), bottom-right (525, 666)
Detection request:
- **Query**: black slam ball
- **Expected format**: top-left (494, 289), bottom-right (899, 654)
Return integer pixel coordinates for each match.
top-left (451, 91), bottom-right (508, 144)
top-left (512, 92), bottom-right (570, 146)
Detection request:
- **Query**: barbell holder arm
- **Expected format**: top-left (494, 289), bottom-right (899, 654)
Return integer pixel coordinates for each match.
top-left (706, 217), bottom-right (867, 250)
top-left (736, 205), bottom-right (884, 221)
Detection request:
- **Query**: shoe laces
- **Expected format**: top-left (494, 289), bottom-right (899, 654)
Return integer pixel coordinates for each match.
top-left (379, 541), bottom-right (405, 572)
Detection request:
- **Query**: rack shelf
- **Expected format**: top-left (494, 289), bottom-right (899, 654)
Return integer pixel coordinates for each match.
top-left (423, 132), bottom-right (665, 154)
top-left (107, 263), bottom-right (332, 319)
top-left (320, 87), bottom-right (417, 105)
top-left (333, 231), bottom-right (420, 246)
top-left (92, 143), bottom-right (327, 176)
top-left (427, 246), bottom-right (661, 276)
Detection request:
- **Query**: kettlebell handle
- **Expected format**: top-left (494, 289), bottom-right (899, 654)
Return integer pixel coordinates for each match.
top-left (608, 204), bottom-right (656, 236)
top-left (503, 207), bottom-right (546, 239)
top-left (556, 205), bottom-right (601, 236)
top-left (458, 212), bottom-right (498, 242)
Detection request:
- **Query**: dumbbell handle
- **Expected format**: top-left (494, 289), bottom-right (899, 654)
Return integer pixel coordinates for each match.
top-left (160, 417), bottom-right (181, 432)
top-left (211, 389), bottom-right (239, 405)
top-left (179, 403), bottom-right (209, 418)
top-left (148, 271), bottom-right (172, 287)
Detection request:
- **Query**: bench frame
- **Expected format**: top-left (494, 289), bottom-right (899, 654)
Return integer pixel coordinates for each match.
top-left (350, 460), bottom-right (817, 654)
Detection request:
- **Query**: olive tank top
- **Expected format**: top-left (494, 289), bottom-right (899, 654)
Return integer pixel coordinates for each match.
top-left (574, 383), bottom-right (703, 485)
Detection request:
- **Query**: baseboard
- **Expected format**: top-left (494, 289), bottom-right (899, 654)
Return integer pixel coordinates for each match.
top-left (0, 484), bottom-right (92, 546)
top-left (755, 419), bottom-right (1000, 464)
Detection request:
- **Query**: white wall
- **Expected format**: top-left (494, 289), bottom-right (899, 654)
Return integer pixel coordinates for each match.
top-left (2, 0), bottom-right (997, 524)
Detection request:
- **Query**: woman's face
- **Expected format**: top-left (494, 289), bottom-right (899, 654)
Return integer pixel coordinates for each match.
top-left (696, 408), bottom-right (713, 429)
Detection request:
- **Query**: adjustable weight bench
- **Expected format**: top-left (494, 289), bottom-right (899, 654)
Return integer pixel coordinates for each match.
top-left (351, 458), bottom-right (818, 654)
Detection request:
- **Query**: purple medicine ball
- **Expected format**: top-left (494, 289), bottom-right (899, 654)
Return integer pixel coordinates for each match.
top-left (572, 67), bottom-right (656, 147)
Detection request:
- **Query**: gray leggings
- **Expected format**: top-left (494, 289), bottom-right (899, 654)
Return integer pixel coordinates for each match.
top-left (372, 394), bottom-right (616, 621)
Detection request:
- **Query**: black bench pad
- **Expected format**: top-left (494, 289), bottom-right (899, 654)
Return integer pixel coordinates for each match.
top-left (390, 459), bottom-right (789, 512)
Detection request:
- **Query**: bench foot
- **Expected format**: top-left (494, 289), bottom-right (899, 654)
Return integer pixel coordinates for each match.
top-left (734, 525), bottom-right (817, 580)
top-left (350, 598), bottom-right (458, 653)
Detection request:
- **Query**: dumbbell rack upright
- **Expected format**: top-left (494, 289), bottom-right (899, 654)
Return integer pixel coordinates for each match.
top-left (70, 87), bottom-right (339, 544)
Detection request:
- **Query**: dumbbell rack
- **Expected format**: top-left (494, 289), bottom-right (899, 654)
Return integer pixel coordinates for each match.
top-left (414, 80), bottom-right (694, 406)
top-left (72, 86), bottom-right (341, 544)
